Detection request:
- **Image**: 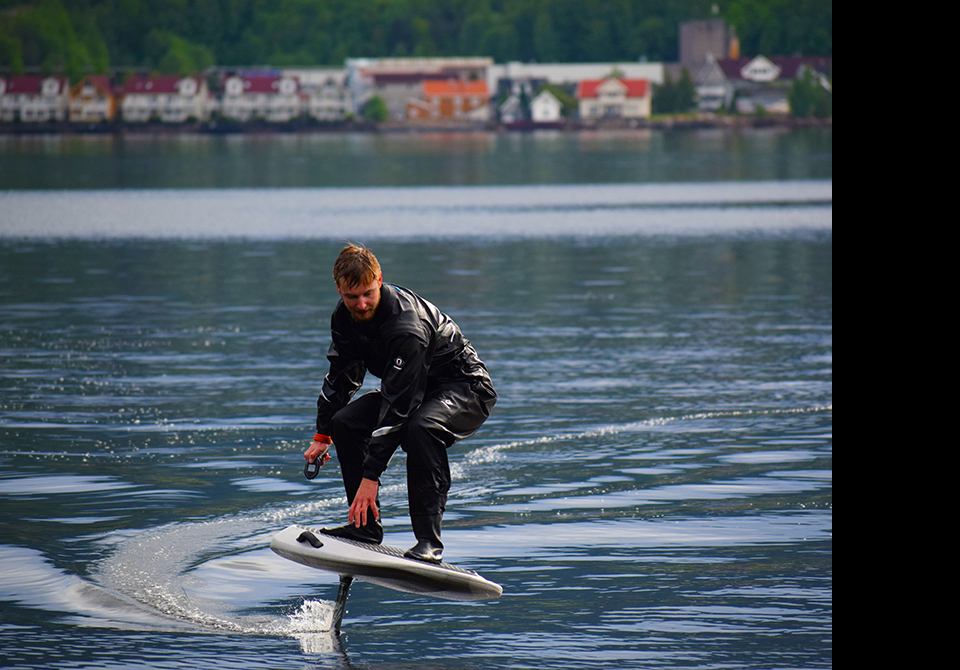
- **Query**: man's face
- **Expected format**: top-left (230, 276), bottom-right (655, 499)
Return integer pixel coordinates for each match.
top-left (337, 276), bottom-right (382, 322)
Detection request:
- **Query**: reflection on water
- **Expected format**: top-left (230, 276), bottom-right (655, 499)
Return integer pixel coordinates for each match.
top-left (1, 212), bottom-right (830, 667)
top-left (0, 128), bottom-right (832, 189)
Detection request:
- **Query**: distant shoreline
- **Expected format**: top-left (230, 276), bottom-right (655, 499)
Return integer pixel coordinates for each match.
top-left (0, 114), bottom-right (830, 136)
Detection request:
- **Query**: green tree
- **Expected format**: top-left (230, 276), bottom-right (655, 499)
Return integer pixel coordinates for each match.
top-left (813, 81), bottom-right (831, 119)
top-left (2, 0), bottom-right (102, 81)
top-left (653, 67), bottom-right (696, 114)
top-left (724, 0), bottom-right (832, 57)
top-left (652, 72), bottom-right (675, 114)
top-left (788, 66), bottom-right (830, 118)
top-left (0, 33), bottom-right (24, 73)
top-left (518, 84), bottom-right (530, 119)
top-left (674, 67), bottom-right (696, 112)
top-left (1, 0), bottom-right (109, 79)
top-left (89, 0), bottom-right (148, 67)
top-left (145, 30), bottom-right (214, 74)
top-left (2, 0), bottom-right (832, 76)
top-left (581, 18), bottom-right (614, 62)
top-left (73, 13), bottom-right (109, 74)
top-left (458, 10), bottom-right (490, 56)
top-left (533, 10), bottom-right (561, 62)
top-left (362, 95), bottom-right (388, 123)
top-left (411, 16), bottom-right (436, 57)
top-left (479, 15), bottom-right (518, 63)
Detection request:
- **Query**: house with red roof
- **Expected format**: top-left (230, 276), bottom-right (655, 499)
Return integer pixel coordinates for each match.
top-left (406, 79), bottom-right (490, 122)
top-left (576, 78), bottom-right (651, 120)
top-left (221, 74), bottom-right (302, 122)
top-left (119, 75), bottom-right (211, 123)
top-left (0, 75), bottom-right (70, 122)
top-left (69, 75), bottom-right (116, 122)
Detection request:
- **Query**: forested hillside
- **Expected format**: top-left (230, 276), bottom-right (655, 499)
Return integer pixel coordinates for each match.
top-left (1, 0), bottom-right (832, 80)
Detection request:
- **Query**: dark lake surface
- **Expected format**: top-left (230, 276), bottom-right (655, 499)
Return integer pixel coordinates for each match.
top-left (0, 127), bottom-right (832, 189)
top-left (1, 128), bottom-right (831, 669)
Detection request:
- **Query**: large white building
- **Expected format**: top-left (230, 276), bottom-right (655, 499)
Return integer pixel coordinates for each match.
top-left (0, 76), bottom-right (70, 122)
top-left (119, 75), bottom-right (211, 122)
top-left (221, 74), bottom-right (301, 122)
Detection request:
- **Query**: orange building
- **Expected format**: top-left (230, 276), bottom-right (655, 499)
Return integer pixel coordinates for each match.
top-left (69, 75), bottom-right (116, 122)
top-left (406, 80), bottom-right (490, 122)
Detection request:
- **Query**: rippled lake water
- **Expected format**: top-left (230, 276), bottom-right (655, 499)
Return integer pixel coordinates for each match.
top-left (1, 132), bottom-right (830, 669)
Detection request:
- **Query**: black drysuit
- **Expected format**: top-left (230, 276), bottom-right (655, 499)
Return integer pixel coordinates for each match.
top-left (316, 283), bottom-right (496, 518)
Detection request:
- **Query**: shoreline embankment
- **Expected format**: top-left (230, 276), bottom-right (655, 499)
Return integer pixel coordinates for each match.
top-left (1, 114), bottom-right (830, 137)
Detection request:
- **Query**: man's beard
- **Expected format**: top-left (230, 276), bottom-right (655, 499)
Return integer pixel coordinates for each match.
top-left (348, 305), bottom-right (376, 322)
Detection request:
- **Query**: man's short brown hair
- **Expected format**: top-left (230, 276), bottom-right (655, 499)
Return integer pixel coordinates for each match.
top-left (333, 245), bottom-right (381, 288)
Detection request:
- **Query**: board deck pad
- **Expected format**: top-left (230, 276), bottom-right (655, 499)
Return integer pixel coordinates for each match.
top-left (270, 524), bottom-right (503, 601)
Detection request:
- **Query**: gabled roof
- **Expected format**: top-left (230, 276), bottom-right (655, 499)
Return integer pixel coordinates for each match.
top-left (532, 89), bottom-right (561, 106)
top-left (577, 78), bottom-right (649, 99)
top-left (120, 75), bottom-right (200, 95)
top-left (717, 56), bottom-right (832, 81)
top-left (422, 80), bottom-right (489, 97)
top-left (2, 76), bottom-right (69, 95)
top-left (498, 94), bottom-right (522, 112)
top-left (695, 55), bottom-right (730, 86)
top-left (226, 74), bottom-right (299, 94)
top-left (72, 75), bottom-right (114, 97)
top-left (243, 75), bottom-right (284, 93)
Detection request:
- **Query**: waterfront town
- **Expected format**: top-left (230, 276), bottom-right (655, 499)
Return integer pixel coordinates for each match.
top-left (0, 20), bottom-right (831, 131)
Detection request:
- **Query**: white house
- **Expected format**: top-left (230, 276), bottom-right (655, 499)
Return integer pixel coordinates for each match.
top-left (221, 74), bottom-right (302, 122)
top-left (119, 75), bottom-right (211, 122)
top-left (0, 76), bottom-right (70, 122)
top-left (500, 86), bottom-right (563, 125)
top-left (530, 89), bottom-right (563, 123)
top-left (576, 78), bottom-right (651, 120)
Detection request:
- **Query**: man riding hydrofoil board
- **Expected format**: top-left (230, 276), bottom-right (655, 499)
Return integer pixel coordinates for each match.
top-left (304, 245), bottom-right (497, 564)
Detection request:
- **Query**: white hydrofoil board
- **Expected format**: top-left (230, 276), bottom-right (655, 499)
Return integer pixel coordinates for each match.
top-left (270, 524), bottom-right (502, 602)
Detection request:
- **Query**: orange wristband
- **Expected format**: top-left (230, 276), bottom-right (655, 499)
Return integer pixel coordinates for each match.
top-left (314, 433), bottom-right (332, 444)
